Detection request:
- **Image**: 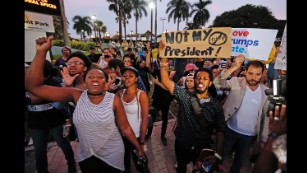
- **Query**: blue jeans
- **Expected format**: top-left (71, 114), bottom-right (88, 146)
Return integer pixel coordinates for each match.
top-left (222, 127), bottom-right (255, 173)
top-left (29, 126), bottom-right (75, 173)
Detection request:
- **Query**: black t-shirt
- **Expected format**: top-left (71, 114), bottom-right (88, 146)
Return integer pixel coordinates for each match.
top-left (88, 53), bottom-right (101, 63)
top-left (25, 77), bottom-right (66, 129)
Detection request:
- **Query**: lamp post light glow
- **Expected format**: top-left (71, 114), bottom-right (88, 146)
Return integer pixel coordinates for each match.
top-left (81, 29), bottom-right (85, 41)
top-left (149, 1), bottom-right (155, 42)
top-left (91, 15), bottom-right (97, 39)
top-left (130, 30), bottom-right (134, 41)
top-left (160, 17), bottom-right (166, 35)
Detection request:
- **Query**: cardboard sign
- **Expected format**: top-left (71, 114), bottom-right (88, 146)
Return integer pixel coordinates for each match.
top-left (159, 27), bottom-right (232, 58)
top-left (231, 28), bottom-right (278, 61)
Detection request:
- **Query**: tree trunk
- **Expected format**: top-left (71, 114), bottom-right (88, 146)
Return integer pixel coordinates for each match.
top-left (59, 0), bottom-right (71, 47)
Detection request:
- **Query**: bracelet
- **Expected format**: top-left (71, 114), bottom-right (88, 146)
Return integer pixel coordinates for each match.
top-left (214, 152), bottom-right (222, 160)
top-left (268, 132), bottom-right (280, 139)
top-left (160, 62), bottom-right (169, 68)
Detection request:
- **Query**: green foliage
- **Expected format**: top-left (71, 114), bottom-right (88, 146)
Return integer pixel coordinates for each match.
top-left (71, 40), bottom-right (85, 50)
top-left (52, 39), bottom-right (64, 47)
top-left (212, 4), bottom-right (278, 29)
top-left (83, 42), bottom-right (96, 51)
top-left (52, 54), bottom-right (63, 61)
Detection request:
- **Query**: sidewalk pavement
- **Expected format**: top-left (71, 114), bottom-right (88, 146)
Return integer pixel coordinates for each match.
top-left (24, 119), bottom-right (254, 173)
top-left (24, 119), bottom-right (195, 173)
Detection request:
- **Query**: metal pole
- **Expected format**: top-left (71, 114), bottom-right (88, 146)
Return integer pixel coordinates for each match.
top-left (154, 0), bottom-right (157, 42)
top-left (151, 8), bottom-right (153, 42)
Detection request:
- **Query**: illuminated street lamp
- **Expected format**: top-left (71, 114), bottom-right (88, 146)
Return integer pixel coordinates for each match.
top-left (81, 29), bottom-right (85, 41)
top-left (149, 1), bottom-right (155, 42)
top-left (161, 17), bottom-right (166, 34)
top-left (91, 15), bottom-right (96, 38)
top-left (130, 30), bottom-right (134, 41)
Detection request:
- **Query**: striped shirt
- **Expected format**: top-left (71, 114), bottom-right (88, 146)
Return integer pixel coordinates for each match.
top-left (73, 91), bottom-right (125, 170)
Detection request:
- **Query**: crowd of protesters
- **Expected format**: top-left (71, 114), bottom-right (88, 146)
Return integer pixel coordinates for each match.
top-left (25, 36), bottom-right (286, 173)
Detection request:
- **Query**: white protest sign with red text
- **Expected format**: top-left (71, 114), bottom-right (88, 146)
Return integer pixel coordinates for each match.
top-left (231, 28), bottom-right (278, 61)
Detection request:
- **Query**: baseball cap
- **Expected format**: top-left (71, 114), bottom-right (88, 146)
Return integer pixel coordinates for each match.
top-left (184, 63), bottom-right (199, 72)
top-left (89, 46), bottom-right (95, 50)
top-left (120, 66), bottom-right (139, 77)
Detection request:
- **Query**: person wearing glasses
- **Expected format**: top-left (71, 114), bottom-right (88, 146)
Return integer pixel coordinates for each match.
top-left (61, 51), bottom-right (92, 90)
top-left (26, 36), bottom-right (146, 173)
top-left (60, 51), bottom-right (92, 141)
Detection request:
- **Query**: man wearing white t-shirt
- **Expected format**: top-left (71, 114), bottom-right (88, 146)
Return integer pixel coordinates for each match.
top-left (213, 55), bottom-right (270, 173)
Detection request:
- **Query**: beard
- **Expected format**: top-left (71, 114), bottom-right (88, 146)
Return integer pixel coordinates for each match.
top-left (195, 86), bottom-right (208, 94)
top-left (246, 79), bottom-right (261, 86)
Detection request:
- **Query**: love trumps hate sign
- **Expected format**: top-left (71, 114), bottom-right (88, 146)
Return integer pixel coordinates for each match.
top-left (160, 27), bottom-right (232, 58)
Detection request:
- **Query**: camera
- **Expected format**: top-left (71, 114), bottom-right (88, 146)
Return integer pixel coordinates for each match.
top-left (265, 77), bottom-right (286, 111)
top-left (104, 55), bottom-right (110, 58)
top-left (151, 43), bottom-right (158, 49)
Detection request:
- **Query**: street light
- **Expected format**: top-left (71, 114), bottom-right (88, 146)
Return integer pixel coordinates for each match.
top-left (160, 17), bottom-right (166, 35)
top-left (149, 1), bottom-right (155, 42)
top-left (130, 30), bottom-right (134, 41)
top-left (91, 15), bottom-right (96, 39)
top-left (81, 29), bottom-right (85, 41)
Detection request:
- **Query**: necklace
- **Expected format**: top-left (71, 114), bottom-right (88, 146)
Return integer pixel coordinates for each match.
top-left (199, 97), bottom-right (211, 104)
top-left (87, 91), bottom-right (105, 96)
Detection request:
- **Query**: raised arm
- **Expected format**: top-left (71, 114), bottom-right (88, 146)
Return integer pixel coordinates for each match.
top-left (159, 42), bottom-right (175, 94)
top-left (25, 36), bottom-right (81, 104)
top-left (213, 55), bottom-right (245, 89)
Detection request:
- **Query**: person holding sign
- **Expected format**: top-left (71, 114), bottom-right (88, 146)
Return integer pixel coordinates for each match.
top-left (213, 55), bottom-right (270, 173)
top-left (159, 41), bottom-right (226, 173)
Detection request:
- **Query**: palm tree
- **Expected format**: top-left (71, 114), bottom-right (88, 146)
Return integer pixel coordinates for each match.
top-left (107, 0), bottom-right (131, 41)
top-left (130, 0), bottom-right (148, 40)
top-left (190, 0), bottom-right (211, 27)
top-left (53, 16), bottom-right (70, 40)
top-left (95, 20), bottom-right (106, 40)
top-left (166, 0), bottom-right (191, 31)
top-left (72, 15), bottom-right (92, 41)
top-left (184, 21), bottom-right (201, 30)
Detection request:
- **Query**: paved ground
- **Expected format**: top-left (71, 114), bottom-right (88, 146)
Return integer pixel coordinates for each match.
top-left (24, 110), bottom-right (253, 173)
top-left (24, 119), bottom-right (195, 173)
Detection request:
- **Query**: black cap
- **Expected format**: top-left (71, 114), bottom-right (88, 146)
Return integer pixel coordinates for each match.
top-left (121, 66), bottom-right (138, 77)
top-left (89, 46), bottom-right (95, 50)
top-left (127, 48), bottom-right (132, 51)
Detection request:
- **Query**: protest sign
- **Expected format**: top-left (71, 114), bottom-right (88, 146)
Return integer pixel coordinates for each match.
top-left (159, 27), bottom-right (232, 58)
top-left (231, 28), bottom-right (278, 61)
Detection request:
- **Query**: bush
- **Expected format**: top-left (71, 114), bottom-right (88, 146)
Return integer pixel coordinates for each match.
top-left (71, 40), bottom-right (85, 50)
top-left (52, 40), bottom-right (64, 47)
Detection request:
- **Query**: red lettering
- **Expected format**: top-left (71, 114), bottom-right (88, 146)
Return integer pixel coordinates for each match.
top-left (232, 30), bottom-right (249, 37)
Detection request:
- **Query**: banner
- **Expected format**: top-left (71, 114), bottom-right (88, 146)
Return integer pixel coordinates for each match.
top-left (159, 27), bottom-right (232, 58)
top-left (274, 24), bottom-right (287, 70)
top-left (25, 11), bottom-right (55, 32)
top-left (231, 28), bottom-right (278, 61)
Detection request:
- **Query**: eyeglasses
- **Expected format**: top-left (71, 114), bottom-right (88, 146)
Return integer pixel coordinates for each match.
top-left (65, 61), bottom-right (84, 66)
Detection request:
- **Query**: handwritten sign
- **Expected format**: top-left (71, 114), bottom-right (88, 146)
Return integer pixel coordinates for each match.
top-left (231, 28), bottom-right (278, 61)
top-left (159, 27), bottom-right (232, 58)
top-left (274, 24), bottom-right (287, 70)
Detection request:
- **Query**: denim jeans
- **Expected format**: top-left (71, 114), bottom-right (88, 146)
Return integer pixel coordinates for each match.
top-left (222, 127), bottom-right (256, 173)
top-left (29, 125), bottom-right (75, 173)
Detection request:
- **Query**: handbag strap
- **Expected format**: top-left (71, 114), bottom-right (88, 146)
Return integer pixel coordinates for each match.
top-left (190, 96), bottom-right (211, 133)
